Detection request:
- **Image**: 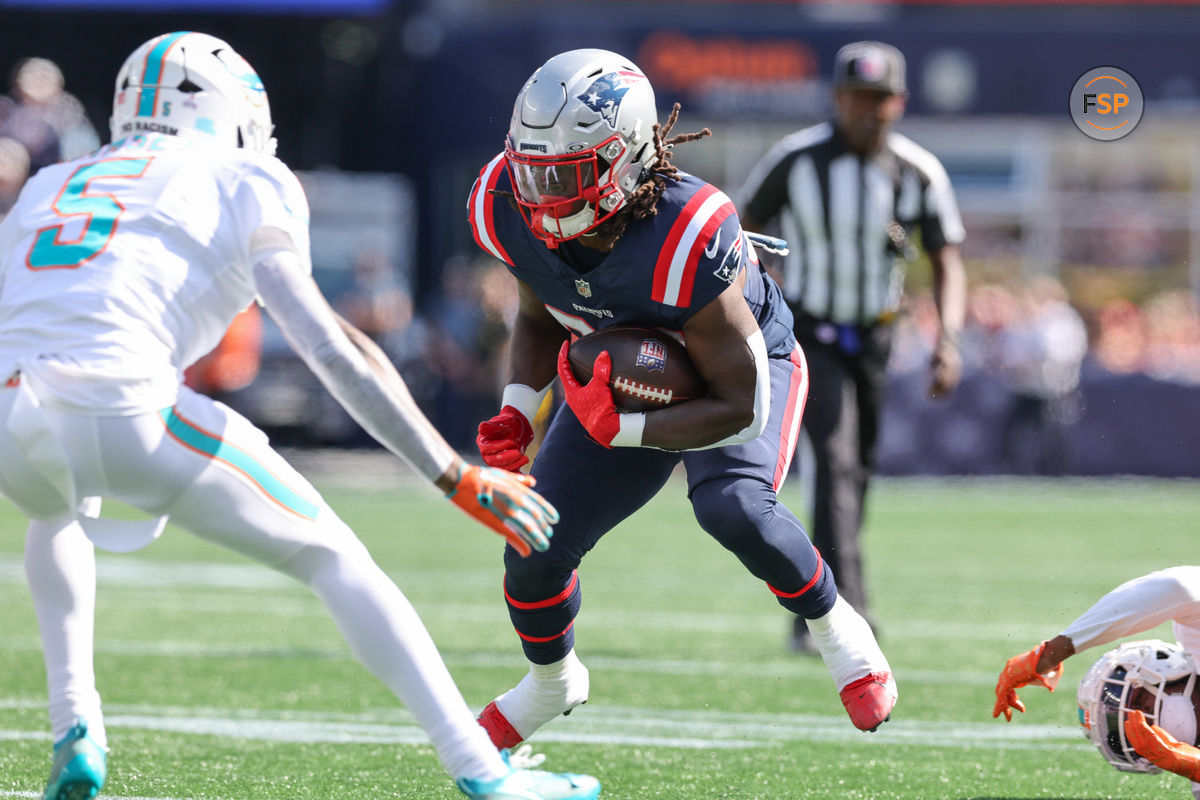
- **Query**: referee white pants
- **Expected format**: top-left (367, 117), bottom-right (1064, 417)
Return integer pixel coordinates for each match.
top-left (0, 381), bottom-right (505, 782)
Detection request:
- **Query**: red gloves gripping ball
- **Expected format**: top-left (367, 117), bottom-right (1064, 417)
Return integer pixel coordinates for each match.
top-left (556, 341), bottom-right (621, 448)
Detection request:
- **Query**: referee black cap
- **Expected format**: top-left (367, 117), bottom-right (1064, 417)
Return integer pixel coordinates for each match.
top-left (833, 41), bottom-right (906, 95)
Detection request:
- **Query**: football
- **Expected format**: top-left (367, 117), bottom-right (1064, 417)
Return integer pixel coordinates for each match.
top-left (567, 326), bottom-right (707, 413)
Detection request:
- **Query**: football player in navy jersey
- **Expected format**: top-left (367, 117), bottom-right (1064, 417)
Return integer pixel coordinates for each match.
top-left (468, 49), bottom-right (897, 746)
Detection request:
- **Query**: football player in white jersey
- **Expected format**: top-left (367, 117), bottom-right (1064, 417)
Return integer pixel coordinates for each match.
top-left (0, 31), bottom-right (600, 800)
top-left (993, 566), bottom-right (1200, 798)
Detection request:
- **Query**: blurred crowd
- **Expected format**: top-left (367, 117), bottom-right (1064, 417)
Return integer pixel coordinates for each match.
top-left (892, 277), bottom-right (1200, 388)
top-left (0, 56), bottom-right (99, 214)
top-left (365, 260), bottom-right (1200, 459)
top-left (326, 251), bottom-right (517, 452)
top-left (889, 276), bottom-right (1200, 473)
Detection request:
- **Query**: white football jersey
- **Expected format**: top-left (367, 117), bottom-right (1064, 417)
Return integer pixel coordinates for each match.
top-left (1061, 566), bottom-right (1200, 659)
top-left (0, 133), bottom-right (310, 414)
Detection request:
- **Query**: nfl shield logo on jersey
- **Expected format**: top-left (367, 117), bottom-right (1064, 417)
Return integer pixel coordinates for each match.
top-left (575, 278), bottom-right (592, 297)
top-left (635, 339), bottom-right (667, 372)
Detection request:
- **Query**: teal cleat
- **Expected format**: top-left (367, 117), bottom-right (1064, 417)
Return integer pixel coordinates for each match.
top-left (43, 720), bottom-right (107, 800)
top-left (456, 749), bottom-right (600, 800)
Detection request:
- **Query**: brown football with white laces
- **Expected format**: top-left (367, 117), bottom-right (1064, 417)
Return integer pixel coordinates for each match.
top-left (567, 326), bottom-right (707, 413)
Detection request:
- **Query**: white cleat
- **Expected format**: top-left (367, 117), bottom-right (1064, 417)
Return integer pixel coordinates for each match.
top-left (807, 596), bottom-right (897, 731)
top-left (479, 651), bottom-right (590, 747)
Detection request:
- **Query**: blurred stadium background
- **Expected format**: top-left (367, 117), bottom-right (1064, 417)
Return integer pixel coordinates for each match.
top-left (1, 0), bottom-right (1198, 477)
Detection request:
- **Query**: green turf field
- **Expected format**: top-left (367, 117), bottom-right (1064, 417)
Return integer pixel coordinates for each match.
top-left (1, 471), bottom-right (1197, 799)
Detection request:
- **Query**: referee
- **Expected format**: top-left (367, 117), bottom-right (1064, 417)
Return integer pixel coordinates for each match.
top-left (737, 40), bottom-right (967, 653)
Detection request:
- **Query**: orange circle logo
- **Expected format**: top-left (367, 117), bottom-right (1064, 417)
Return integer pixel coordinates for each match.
top-left (1070, 67), bottom-right (1143, 141)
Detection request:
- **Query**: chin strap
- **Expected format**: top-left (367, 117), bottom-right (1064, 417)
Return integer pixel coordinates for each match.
top-left (527, 208), bottom-right (562, 249)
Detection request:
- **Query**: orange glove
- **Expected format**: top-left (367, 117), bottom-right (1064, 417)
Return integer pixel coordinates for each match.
top-left (993, 642), bottom-right (1062, 721)
top-left (445, 464), bottom-right (558, 557)
top-left (557, 341), bottom-right (621, 448)
top-left (1125, 710), bottom-right (1200, 781)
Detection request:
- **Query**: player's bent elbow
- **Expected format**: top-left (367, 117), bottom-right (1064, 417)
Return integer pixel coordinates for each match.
top-left (716, 398), bottom-right (764, 445)
top-left (680, 395), bottom-right (766, 451)
top-left (732, 403), bottom-right (767, 443)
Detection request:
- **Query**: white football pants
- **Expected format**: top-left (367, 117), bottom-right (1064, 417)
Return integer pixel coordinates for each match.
top-left (0, 382), bottom-right (505, 782)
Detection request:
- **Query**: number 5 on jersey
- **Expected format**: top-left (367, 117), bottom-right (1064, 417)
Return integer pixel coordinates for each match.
top-left (27, 157), bottom-right (153, 270)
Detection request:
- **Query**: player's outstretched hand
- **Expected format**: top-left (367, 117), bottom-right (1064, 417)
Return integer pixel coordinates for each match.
top-left (993, 642), bottom-right (1061, 721)
top-left (477, 406), bottom-right (535, 472)
top-left (557, 341), bottom-right (620, 448)
top-left (1125, 710), bottom-right (1200, 780)
top-left (445, 464), bottom-right (558, 556)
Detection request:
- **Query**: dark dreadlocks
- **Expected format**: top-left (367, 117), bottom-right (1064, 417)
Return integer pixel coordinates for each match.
top-left (489, 102), bottom-right (711, 248)
top-left (589, 102), bottom-right (711, 243)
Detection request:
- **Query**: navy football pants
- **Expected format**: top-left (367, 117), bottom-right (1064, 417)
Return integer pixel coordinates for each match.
top-left (503, 348), bottom-right (838, 664)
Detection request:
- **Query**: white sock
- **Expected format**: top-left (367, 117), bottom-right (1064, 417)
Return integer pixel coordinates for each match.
top-left (24, 516), bottom-right (107, 749)
top-left (279, 535), bottom-right (506, 783)
top-left (807, 596), bottom-right (890, 691)
top-left (494, 650), bottom-right (589, 739)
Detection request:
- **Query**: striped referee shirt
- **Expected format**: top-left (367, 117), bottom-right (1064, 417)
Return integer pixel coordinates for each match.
top-left (737, 121), bottom-right (965, 326)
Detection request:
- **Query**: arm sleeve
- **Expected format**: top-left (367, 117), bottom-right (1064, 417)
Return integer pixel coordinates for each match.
top-left (1060, 567), bottom-right (1200, 653)
top-left (251, 251), bottom-right (456, 484)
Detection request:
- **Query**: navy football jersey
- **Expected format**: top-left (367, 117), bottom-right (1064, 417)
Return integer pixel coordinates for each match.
top-left (468, 154), bottom-right (795, 358)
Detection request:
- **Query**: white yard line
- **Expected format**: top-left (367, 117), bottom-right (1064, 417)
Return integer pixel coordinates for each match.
top-left (0, 698), bottom-right (1085, 752)
top-left (0, 635), bottom-right (1006, 685)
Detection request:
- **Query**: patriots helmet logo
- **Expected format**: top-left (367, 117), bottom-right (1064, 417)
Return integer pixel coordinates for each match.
top-left (577, 72), bottom-right (632, 130)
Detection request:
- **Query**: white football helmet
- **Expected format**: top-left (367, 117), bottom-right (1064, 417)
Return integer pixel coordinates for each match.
top-left (504, 48), bottom-right (659, 247)
top-left (110, 31), bottom-right (275, 154)
top-left (1077, 639), bottom-right (1198, 773)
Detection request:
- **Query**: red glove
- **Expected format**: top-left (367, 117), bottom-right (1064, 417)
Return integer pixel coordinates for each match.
top-left (1125, 710), bottom-right (1200, 780)
top-left (477, 405), bottom-right (535, 472)
top-left (557, 341), bottom-right (621, 448)
top-left (993, 642), bottom-right (1062, 721)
